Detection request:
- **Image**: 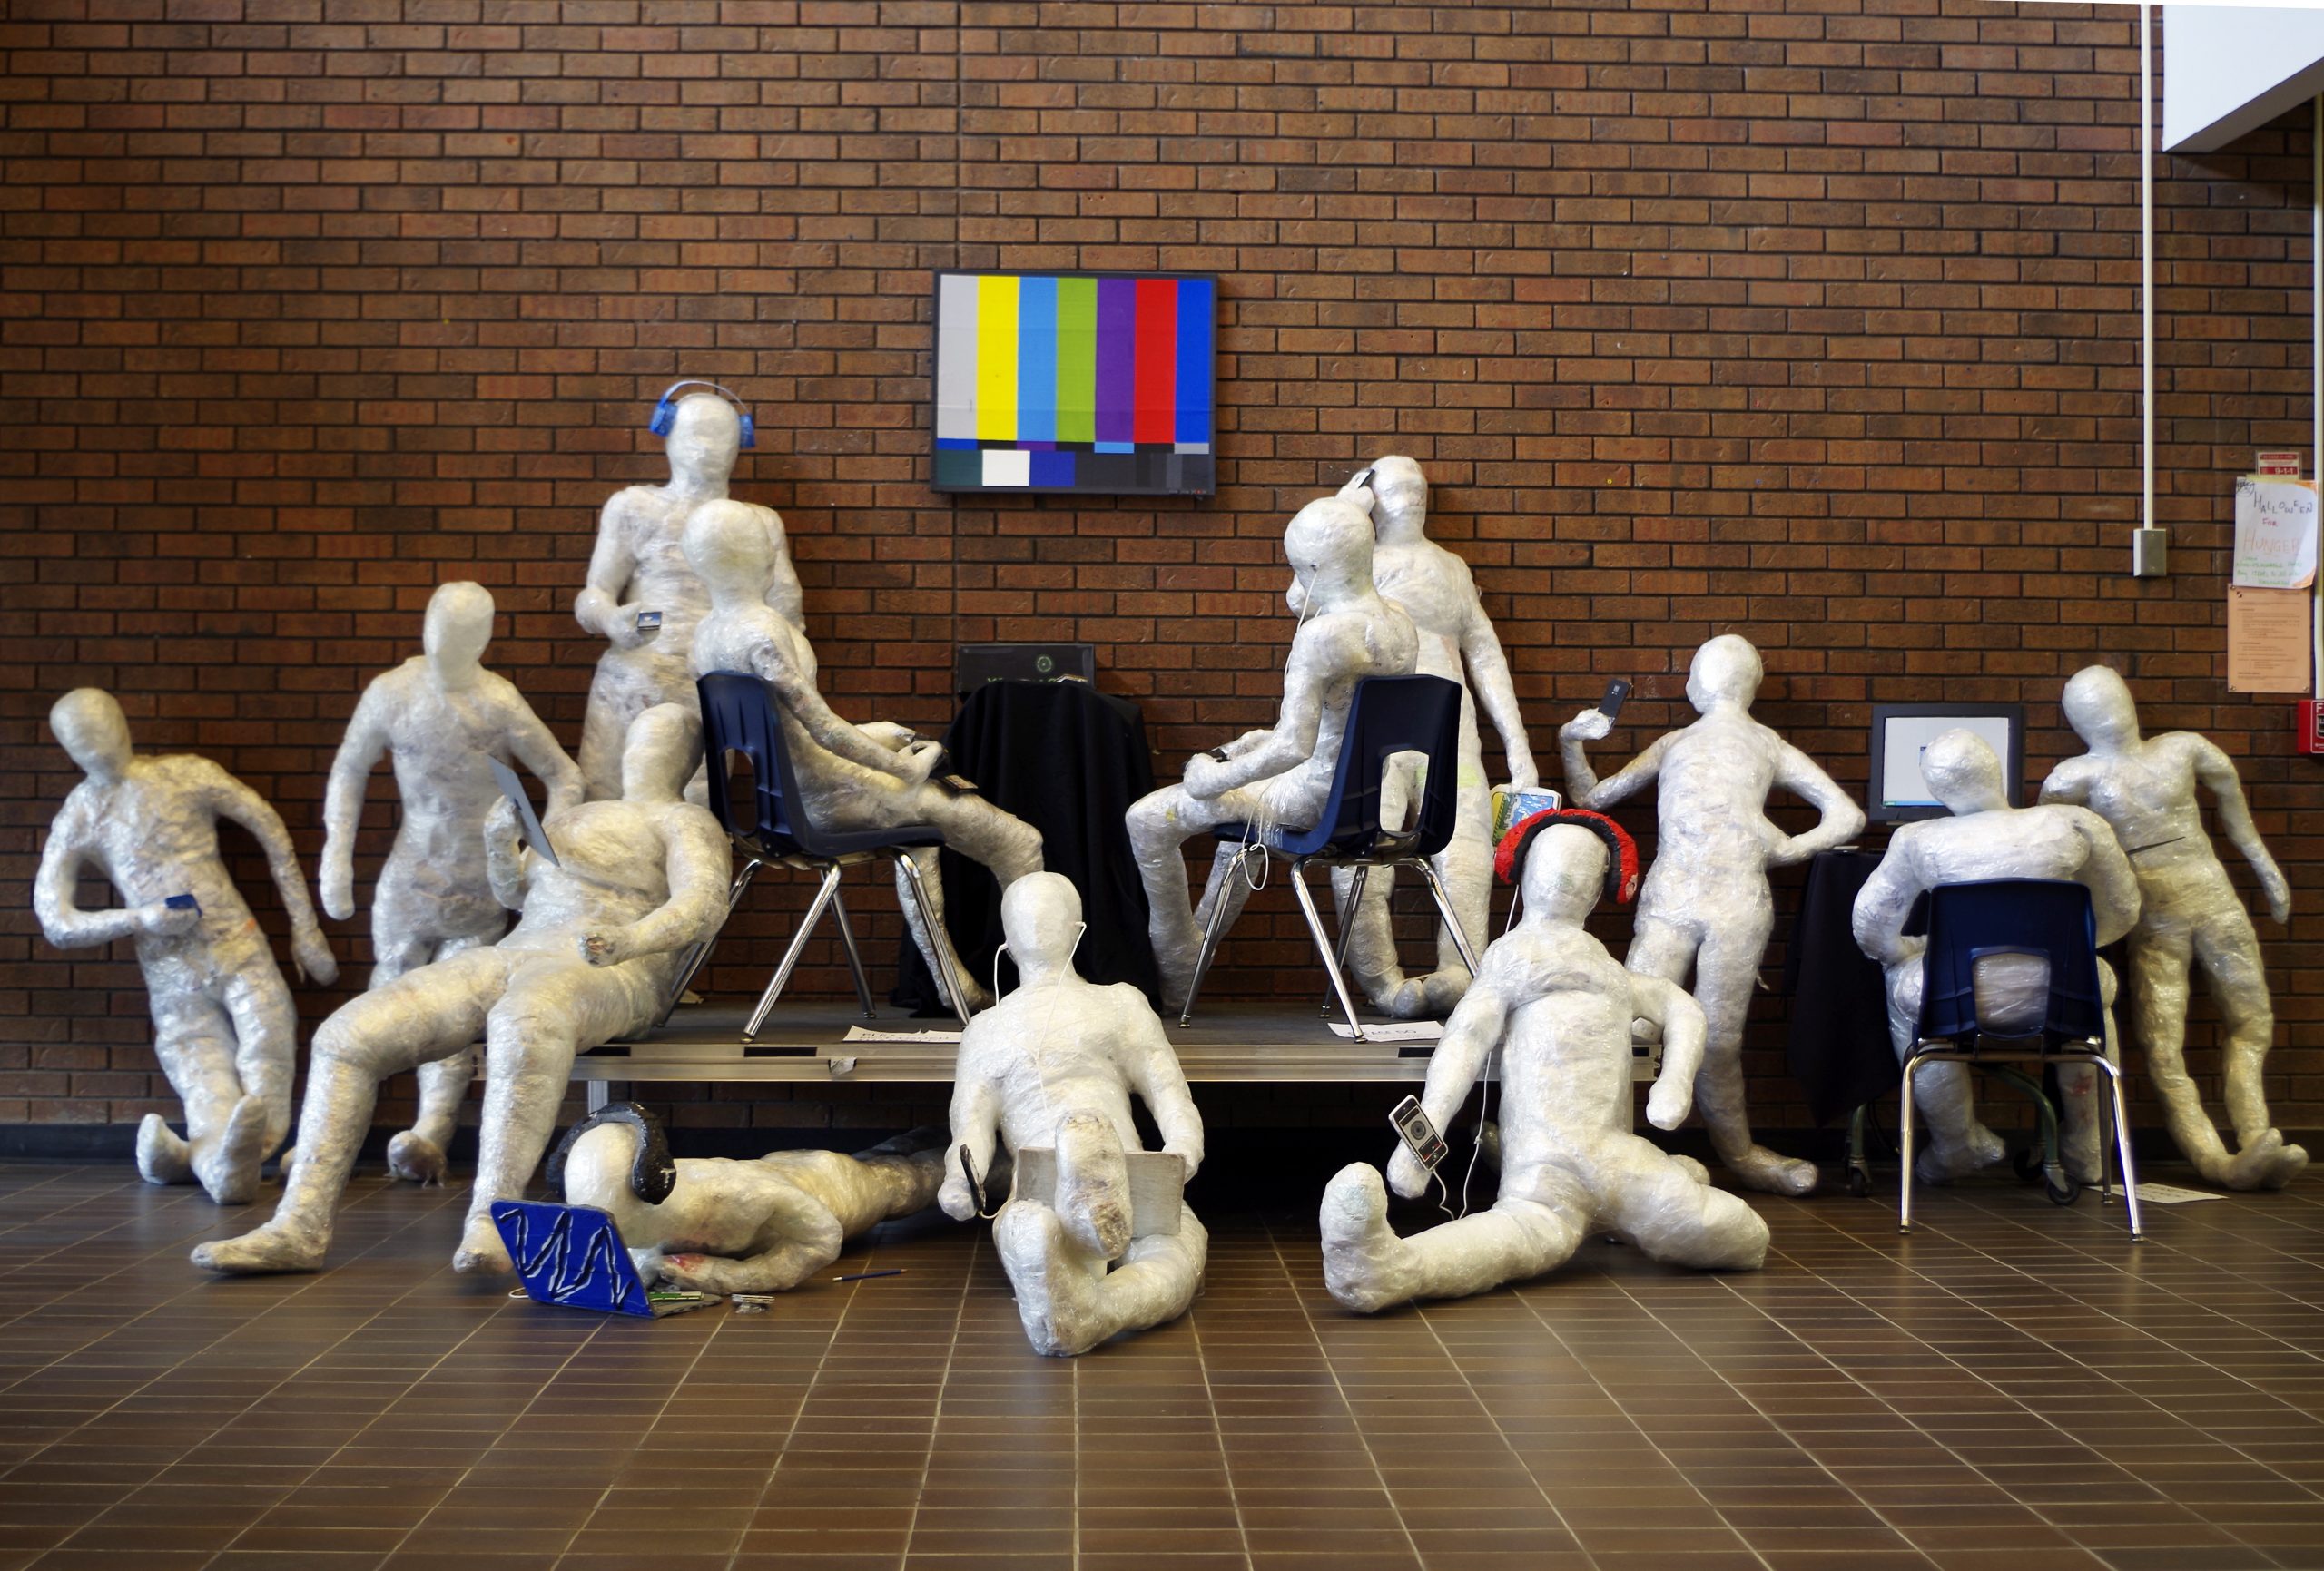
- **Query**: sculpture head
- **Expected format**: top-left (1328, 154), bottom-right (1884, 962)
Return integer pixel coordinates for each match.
top-left (1686, 634), bottom-right (1763, 715)
top-left (681, 499), bottom-right (777, 604)
top-left (1000, 871), bottom-right (1085, 986)
top-left (1285, 496), bottom-right (1376, 614)
top-left (1496, 808), bottom-right (1640, 923)
top-left (1921, 729), bottom-right (2011, 816)
top-left (547, 1101), bottom-right (677, 1208)
top-left (663, 391), bottom-right (741, 494)
top-left (421, 581), bottom-right (495, 689)
top-left (2061, 664), bottom-right (2141, 751)
top-left (1364, 456), bottom-right (1428, 545)
top-left (621, 702), bottom-right (703, 803)
top-left (51, 688), bottom-right (133, 785)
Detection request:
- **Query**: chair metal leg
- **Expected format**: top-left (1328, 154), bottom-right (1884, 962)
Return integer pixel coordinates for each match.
top-left (1897, 1053), bottom-right (1921, 1232)
top-left (1323, 864), bottom-right (1368, 1016)
top-left (659, 857), bottom-right (763, 1026)
top-left (1413, 858), bottom-right (1483, 977)
top-left (1179, 843), bottom-right (1249, 1028)
top-left (897, 852), bottom-right (975, 1029)
top-left (743, 862), bottom-right (844, 1042)
top-left (1290, 857), bottom-right (1368, 1042)
top-left (2091, 1053), bottom-right (2143, 1240)
top-left (586, 1080), bottom-right (609, 1114)
top-left (829, 887), bottom-right (876, 1020)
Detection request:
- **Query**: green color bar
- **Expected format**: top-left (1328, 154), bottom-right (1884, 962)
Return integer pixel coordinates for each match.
top-left (1055, 277), bottom-right (1098, 445)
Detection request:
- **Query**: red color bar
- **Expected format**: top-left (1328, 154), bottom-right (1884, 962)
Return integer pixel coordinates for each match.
top-left (1133, 278), bottom-right (1177, 445)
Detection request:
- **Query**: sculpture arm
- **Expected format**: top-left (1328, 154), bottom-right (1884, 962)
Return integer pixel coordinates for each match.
top-left (575, 496), bottom-right (643, 648)
top-left (1630, 974), bottom-right (1708, 1130)
top-left (1388, 977), bottom-right (1506, 1199)
top-left (33, 810), bottom-right (172, 948)
top-left (940, 1068), bottom-right (1004, 1221)
top-left (763, 514), bottom-right (806, 626)
top-left (1127, 1010), bottom-right (1205, 1176)
top-left (1190, 623), bottom-right (1335, 795)
top-left (503, 698), bottom-right (586, 819)
top-left (2193, 737), bottom-right (2291, 922)
top-left (1561, 719), bottom-right (1670, 810)
top-left (484, 797), bottom-right (530, 909)
top-left (2074, 811), bottom-right (2143, 948)
top-left (658, 1180), bottom-right (847, 1295)
top-left (320, 684), bottom-right (392, 921)
top-left (758, 657), bottom-right (929, 781)
top-left (1768, 741), bottom-right (1867, 866)
top-left (1850, 840), bottom-right (1925, 967)
top-left (2037, 758), bottom-right (2091, 808)
top-left (1458, 597), bottom-right (1539, 790)
top-left (579, 811), bottom-right (731, 967)
top-left (202, 761), bottom-right (337, 985)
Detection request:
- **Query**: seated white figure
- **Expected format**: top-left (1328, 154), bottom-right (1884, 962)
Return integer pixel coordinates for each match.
top-left (1851, 729), bottom-right (2141, 1184)
top-left (548, 1102), bottom-right (946, 1293)
top-left (1320, 810), bottom-right (1769, 1313)
top-left (940, 872), bottom-right (1208, 1356)
top-left (193, 703), bottom-right (731, 1277)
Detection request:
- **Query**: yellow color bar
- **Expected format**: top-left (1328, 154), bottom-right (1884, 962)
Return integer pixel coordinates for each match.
top-left (975, 275), bottom-right (1019, 442)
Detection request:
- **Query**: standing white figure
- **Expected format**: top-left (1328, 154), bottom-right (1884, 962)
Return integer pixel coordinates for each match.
top-left (34, 690), bottom-right (338, 1204)
top-left (1127, 495), bottom-right (1420, 1009)
top-left (684, 499), bottom-right (1043, 1013)
top-left (940, 873), bottom-right (1208, 1357)
top-left (1559, 634), bottom-right (1864, 1195)
top-left (2042, 666), bottom-right (2303, 1189)
top-left (550, 1103), bottom-right (946, 1292)
top-left (319, 581), bottom-right (584, 1184)
top-left (1852, 730), bottom-right (2142, 1183)
top-left (1295, 457), bottom-right (1540, 1019)
top-left (192, 703), bottom-right (730, 1276)
top-left (575, 383), bottom-right (803, 800)
top-left (1320, 810), bottom-right (1768, 1313)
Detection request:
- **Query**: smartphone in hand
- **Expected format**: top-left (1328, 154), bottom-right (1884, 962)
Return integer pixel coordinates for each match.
top-left (1389, 1095), bottom-right (1448, 1171)
top-left (1599, 678), bottom-right (1632, 720)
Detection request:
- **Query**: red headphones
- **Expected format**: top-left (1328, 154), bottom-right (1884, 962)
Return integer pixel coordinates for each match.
top-left (1493, 808), bottom-right (1640, 906)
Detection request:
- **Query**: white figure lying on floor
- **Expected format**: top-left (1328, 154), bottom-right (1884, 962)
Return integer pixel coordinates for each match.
top-left (34, 691), bottom-right (339, 1205)
top-left (1852, 728), bottom-right (2141, 1185)
top-left (576, 382), bottom-right (803, 800)
top-left (2042, 667), bottom-right (2303, 1191)
top-left (1309, 456), bottom-right (1540, 1020)
top-left (193, 703), bottom-right (729, 1277)
top-left (548, 1102), bottom-right (945, 1293)
top-left (684, 497), bottom-right (1041, 1012)
top-left (1321, 810), bottom-right (1768, 1313)
top-left (940, 873), bottom-right (1207, 1357)
top-left (1127, 494), bottom-right (1420, 1009)
top-left (1559, 634), bottom-right (1863, 1196)
top-left (320, 581), bottom-right (584, 1184)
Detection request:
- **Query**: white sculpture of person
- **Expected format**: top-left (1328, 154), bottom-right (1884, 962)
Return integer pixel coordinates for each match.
top-left (684, 498), bottom-right (1042, 1013)
top-left (1320, 810), bottom-right (1768, 1313)
top-left (319, 581), bottom-right (585, 1184)
top-left (192, 703), bottom-right (730, 1276)
top-left (1851, 729), bottom-right (2142, 1183)
top-left (939, 872), bottom-right (1208, 1356)
top-left (1558, 634), bottom-right (1864, 1195)
top-left (34, 689), bottom-right (339, 1204)
top-left (2041, 666), bottom-right (2303, 1189)
top-left (1127, 494), bottom-right (1421, 1009)
top-left (1288, 456), bottom-right (1540, 1019)
top-left (549, 1102), bottom-right (946, 1292)
top-left (575, 384), bottom-right (804, 800)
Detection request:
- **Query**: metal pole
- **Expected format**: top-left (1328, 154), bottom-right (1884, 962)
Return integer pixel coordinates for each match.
top-left (2142, 4), bottom-right (2155, 547)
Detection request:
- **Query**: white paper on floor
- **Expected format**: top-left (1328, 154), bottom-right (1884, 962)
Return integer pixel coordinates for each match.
top-left (1327, 1020), bottom-right (1444, 1042)
top-left (2128, 1182), bottom-right (2228, 1204)
top-left (842, 1026), bottom-right (965, 1044)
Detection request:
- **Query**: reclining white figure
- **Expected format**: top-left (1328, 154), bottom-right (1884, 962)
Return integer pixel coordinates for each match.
top-left (940, 873), bottom-right (1207, 1356)
top-left (1127, 494), bottom-right (1420, 1009)
top-left (550, 1102), bottom-right (946, 1293)
top-left (1321, 810), bottom-right (1768, 1313)
top-left (193, 703), bottom-right (730, 1276)
top-left (320, 581), bottom-right (584, 1183)
top-left (1852, 728), bottom-right (2141, 1184)
top-left (576, 387), bottom-right (803, 800)
top-left (1559, 634), bottom-right (1863, 1195)
top-left (2042, 666), bottom-right (2302, 1189)
top-left (684, 497), bottom-right (1041, 1013)
top-left (34, 690), bottom-right (339, 1204)
top-left (1307, 457), bottom-right (1541, 1019)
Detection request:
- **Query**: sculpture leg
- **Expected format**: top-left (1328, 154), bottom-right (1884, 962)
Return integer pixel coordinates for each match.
top-left (1317, 1162), bottom-right (1585, 1313)
top-left (458, 963), bottom-right (613, 1274)
top-left (2195, 908), bottom-right (2305, 1187)
top-left (1003, 1207), bottom-right (1208, 1358)
top-left (1335, 757), bottom-right (1417, 1012)
top-left (1128, 784), bottom-right (1218, 1009)
top-left (2056, 960), bottom-right (2117, 1185)
top-left (1593, 1134), bottom-right (1769, 1271)
top-left (1882, 960), bottom-right (2005, 1183)
top-left (890, 788), bottom-right (1043, 1014)
top-left (390, 929), bottom-right (495, 1186)
top-left (145, 987), bottom-right (264, 1203)
top-left (577, 653), bottom-right (652, 801)
top-left (1689, 913), bottom-right (1817, 1196)
top-left (2136, 920), bottom-right (2304, 1190)
top-left (891, 847), bottom-right (987, 1016)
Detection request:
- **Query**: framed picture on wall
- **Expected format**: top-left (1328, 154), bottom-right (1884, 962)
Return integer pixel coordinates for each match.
top-left (931, 270), bottom-right (1216, 496)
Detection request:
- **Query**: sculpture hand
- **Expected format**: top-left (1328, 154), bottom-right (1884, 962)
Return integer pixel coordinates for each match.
top-left (1386, 1144), bottom-right (1430, 1202)
top-left (1561, 708), bottom-right (1612, 743)
top-left (2262, 866), bottom-right (2292, 925)
top-left (938, 1176), bottom-right (978, 1222)
top-left (1501, 763), bottom-right (1541, 793)
top-left (577, 929), bottom-right (630, 967)
top-left (291, 924), bottom-right (339, 987)
top-left (604, 603), bottom-right (652, 652)
top-left (320, 856), bottom-right (355, 923)
top-left (1181, 755), bottom-right (1227, 799)
top-left (134, 901), bottom-right (201, 939)
top-left (900, 740), bottom-right (945, 784)
top-left (1646, 1073), bottom-right (1693, 1131)
top-left (859, 721), bottom-right (916, 751)
top-left (658, 1252), bottom-right (725, 1292)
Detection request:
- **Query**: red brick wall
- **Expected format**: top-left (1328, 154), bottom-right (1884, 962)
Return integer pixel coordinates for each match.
top-left (3, 0), bottom-right (2319, 1144)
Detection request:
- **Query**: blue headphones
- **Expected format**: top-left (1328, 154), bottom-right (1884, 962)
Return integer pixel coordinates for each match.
top-left (647, 380), bottom-right (754, 448)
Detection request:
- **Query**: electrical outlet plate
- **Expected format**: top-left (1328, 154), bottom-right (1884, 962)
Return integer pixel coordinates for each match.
top-left (2132, 527), bottom-right (2168, 577)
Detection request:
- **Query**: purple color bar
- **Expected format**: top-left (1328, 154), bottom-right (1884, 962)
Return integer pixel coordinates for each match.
top-left (1095, 277), bottom-right (1135, 446)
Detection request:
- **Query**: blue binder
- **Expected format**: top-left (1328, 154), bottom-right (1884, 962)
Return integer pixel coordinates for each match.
top-left (491, 1200), bottom-right (654, 1317)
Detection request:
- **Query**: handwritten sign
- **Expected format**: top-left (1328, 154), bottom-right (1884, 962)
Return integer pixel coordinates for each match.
top-left (2232, 476), bottom-right (2319, 589)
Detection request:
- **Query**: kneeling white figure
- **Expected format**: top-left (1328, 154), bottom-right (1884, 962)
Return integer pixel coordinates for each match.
top-left (1320, 810), bottom-right (1769, 1313)
top-left (940, 871), bottom-right (1208, 1357)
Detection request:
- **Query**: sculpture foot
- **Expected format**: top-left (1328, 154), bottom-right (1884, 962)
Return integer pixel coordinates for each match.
top-left (385, 1131), bottom-right (448, 1186)
top-left (2207, 1130), bottom-right (2309, 1192)
top-left (192, 1216), bottom-right (327, 1275)
top-left (1053, 1111), bottom-right (1130, 1261)
top-left (1387, 969), bottom-right (1470, 1021)
top-left (1915, 1124), bottom-right (2008, 1185)
top-left (1719, 1144), bottom-right (1818, 1197)
top-left (1318, 1164), bottom-right (1410, 1314)
top-left (192, 1095), bottom-right (271, 1206)
top-left (995, 1203), bottom-right (1102, 1357)
top-left (452, 1214), bottom-right (514, 1275)
top-left (135, 1114), bottom-right (192, 1186)
top-left (1670, 1154), bottom-right (1711, 1187)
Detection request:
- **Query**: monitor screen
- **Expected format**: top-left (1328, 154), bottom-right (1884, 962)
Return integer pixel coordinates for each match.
top-left (1867, 703), bottom-right (2026, 822)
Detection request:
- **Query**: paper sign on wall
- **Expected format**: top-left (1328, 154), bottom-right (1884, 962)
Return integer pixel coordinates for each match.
top-left (2227, 585), bottom-right (2313, 692)
top-left (2258, 451), bottom-right (2302, 476)
top-left (2231, 476), bottom-right (2319, 589)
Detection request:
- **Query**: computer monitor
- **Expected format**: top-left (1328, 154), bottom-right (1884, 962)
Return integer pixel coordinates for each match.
top-left (953, 643), bottom-right (1097, 693)
top-left (1866, 703), bottom-right (2026, 822)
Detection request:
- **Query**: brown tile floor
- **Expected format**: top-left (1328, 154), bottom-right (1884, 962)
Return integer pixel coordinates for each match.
top-left (0, 1160), bottom-right (2320, 1571)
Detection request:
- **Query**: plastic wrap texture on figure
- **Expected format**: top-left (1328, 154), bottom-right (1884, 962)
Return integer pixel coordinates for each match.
top-left (1127, 494), bottom-right (1421, 1009)
top-left (940, 873), bottom-right (1207, 1356)
top-left (34, 690), bottom-right (339, 1204)
top-left (575, 386), bottom-right (804, 800)
top-left (551, 1103), bottom-right (945, 1292)
top-left (1287, 457), bottom-right (1538, 1020)
top-left (192, 703), bottom-right (731, 1277)
top-left (2042, 667), bottom-right (2303, 1189)
top-left (1558, 634), bottom-right (1864, 1195)
top-left (320, 582), bottom-right (585, 1184)
top-left (1320, 811), bottom-right (1768, 1313)
top-left (682, 500), bottom-right (1043, 1013)
top-left (1852, 729), bottom-right (2141, 1184)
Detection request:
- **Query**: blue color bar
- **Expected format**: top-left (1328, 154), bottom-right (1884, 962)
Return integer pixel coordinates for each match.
top-left (1016, 275), bottom-right (1059, 444)
top-left (1174, 277), bottom-right (1213, 446)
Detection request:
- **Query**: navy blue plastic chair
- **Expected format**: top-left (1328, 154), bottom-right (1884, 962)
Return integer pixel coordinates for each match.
top-left (1177, 674), bottom-right (1480, 1041)
top-left (1898, 878), bottom-right (2142, 1239)
top-left (662, 673), bottom-right (976, 1036)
